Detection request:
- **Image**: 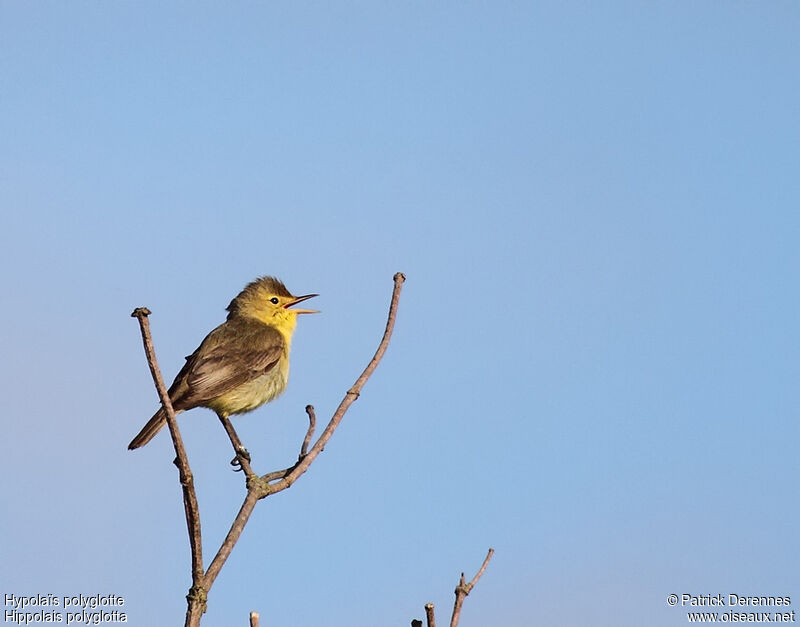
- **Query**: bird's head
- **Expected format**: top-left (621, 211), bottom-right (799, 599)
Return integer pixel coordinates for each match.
top-left (227, 276), bottom-right (318, 336)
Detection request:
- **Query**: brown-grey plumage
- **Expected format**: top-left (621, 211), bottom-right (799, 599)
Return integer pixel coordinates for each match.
top-left (128, 320), bottom-right (285, 449)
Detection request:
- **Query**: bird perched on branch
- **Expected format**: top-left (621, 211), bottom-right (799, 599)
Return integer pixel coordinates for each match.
top-left (128, 276), bottom-right (318, 450)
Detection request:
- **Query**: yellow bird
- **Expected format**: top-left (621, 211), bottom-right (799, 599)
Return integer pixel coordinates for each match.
top-left (128, 276), bottom-right (317, 450)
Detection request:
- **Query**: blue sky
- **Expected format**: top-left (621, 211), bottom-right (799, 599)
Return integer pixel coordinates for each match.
top-left (2, 3), bottom-right (798, 626)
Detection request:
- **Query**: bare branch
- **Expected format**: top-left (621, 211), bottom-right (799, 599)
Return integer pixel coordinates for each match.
top-left (299, 405), bottom-right (316, 459)
top-left (450, 548), bottom-right (494, 627)
top-left (464, 548), bottom-right (494, 594)
top-left (203, 489), bottom-right (260, 588)
top-left (265, 272), bottom-right (405, 496)
top-left (425, 603), bottom-right (436, 627)
top-left (259, 466), bottom-right (296, 483)
top-left (249, 611), bottom-right (259, 627)
top-left (131, 308), bottom-right (205, 592)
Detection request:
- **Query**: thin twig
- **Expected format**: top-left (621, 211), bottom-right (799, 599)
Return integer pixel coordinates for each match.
top-left (299, 405), bottom-right (316, 459)
top-left (203, 489), bottom-right (260, 587)
top-left (425, 603), bottom-right (436, 627)
top-left (260, 467), bottom-right (295, 483)
top-left (450, 548), bottom-right (494, 627)
top-left (131, 308), bottom-right (205, 594)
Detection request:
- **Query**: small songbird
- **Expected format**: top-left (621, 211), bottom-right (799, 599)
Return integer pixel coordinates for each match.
top-left (128, 276), bottom-right (318, 450)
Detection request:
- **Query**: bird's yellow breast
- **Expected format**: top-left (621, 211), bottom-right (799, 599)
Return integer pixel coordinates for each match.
top-left (206, 353), bottom-right (290, 416)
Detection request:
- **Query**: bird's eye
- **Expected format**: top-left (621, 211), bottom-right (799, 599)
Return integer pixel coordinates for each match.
top-left (270, 297), bottom-right (280, 305)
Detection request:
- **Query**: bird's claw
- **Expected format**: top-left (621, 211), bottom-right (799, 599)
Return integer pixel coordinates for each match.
top-left (230, 447), bottom-right (251, 472)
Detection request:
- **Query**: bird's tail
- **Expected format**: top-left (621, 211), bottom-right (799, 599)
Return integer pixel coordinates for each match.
top-left (128, 408), bottom-right (181, 450)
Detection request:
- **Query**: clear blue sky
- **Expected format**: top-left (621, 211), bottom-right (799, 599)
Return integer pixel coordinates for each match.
top-left (2, 3), bottom-right (798, 626)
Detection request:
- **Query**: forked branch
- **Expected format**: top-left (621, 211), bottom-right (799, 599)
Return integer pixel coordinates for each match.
top-left (415, 548), bottom-right (494, 627)
top-left (450, 548), bottom-right (494, 627)
top-left (133, 273), bottom-right (405, 627)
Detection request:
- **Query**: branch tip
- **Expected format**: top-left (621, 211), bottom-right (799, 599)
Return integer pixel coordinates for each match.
top-left (449, 548), bottom-right (495, 627)
top-left (425, 602), bottom-right (437, 627)
top-left (300, 406), bottom-right (317, 458)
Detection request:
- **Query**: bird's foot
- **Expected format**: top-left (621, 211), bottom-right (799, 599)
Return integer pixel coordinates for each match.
top-left (230, 446), bottom-right (251, 472)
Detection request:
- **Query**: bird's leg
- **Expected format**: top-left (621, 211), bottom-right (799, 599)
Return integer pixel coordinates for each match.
top-left (217, 412), bottom-right (254, 477)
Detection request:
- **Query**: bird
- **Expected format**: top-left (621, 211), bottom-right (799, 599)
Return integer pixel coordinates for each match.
top-left (128, 276), bottom-right (317, 450)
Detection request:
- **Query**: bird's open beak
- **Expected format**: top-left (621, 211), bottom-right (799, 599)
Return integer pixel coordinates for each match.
top-left (285, 293), bottom-right (319, 314)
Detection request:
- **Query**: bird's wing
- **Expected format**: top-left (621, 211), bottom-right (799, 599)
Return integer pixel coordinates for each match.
top-left (169, 320), bottom-right (285, 410)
